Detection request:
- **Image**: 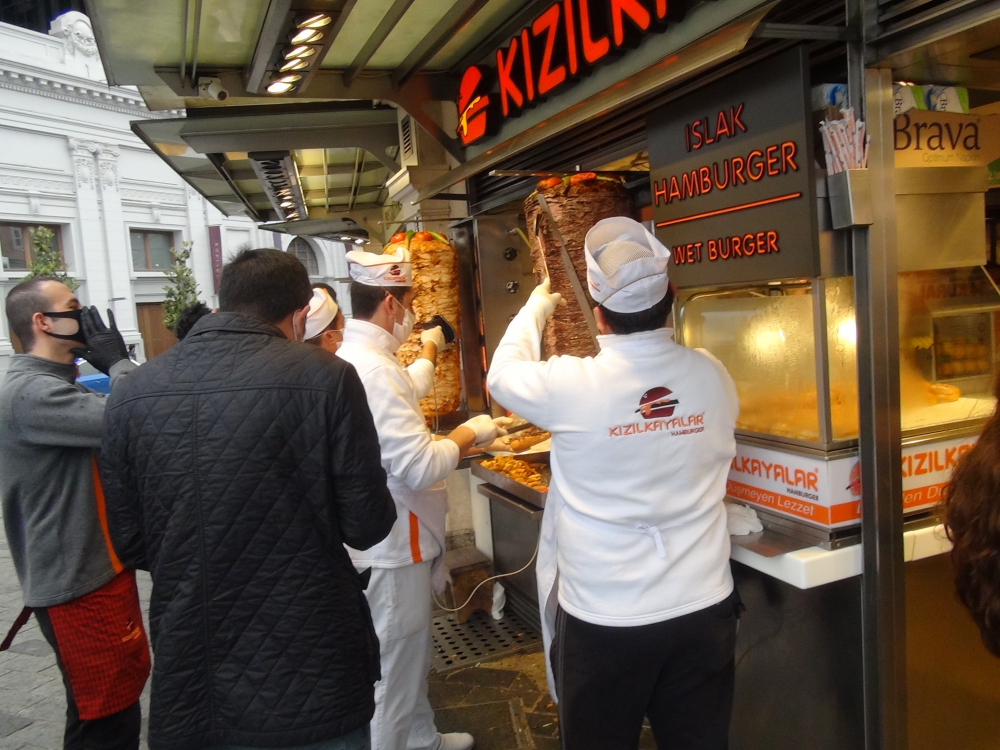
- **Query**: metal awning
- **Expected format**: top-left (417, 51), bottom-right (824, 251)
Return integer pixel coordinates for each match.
top-left (133, 103), bottom-right (399, 233)
top-left (85, 0), bottom-right (548, 236)
top-left (85, 0), bottom-right (529, 153)
top-left (85, 0), bottom-right (799, 233)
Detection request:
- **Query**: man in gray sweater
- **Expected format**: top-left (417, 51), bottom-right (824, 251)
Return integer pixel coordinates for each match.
top-left (0, 278), bottom-right (149, 750)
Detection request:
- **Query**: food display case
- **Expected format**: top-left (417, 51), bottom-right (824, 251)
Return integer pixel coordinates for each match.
top-left (899, 266), bottom-right (1000, 433)
top-left (677, 276), bottom-right (860, 449)
top-left (674, 187), bottom-right (998, 547)
top-left (679, 268), bottom-right (1000, 447)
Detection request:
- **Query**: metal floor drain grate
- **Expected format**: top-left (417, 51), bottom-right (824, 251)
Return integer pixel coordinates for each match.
top-left (430, 609), bottom-right (541, 672)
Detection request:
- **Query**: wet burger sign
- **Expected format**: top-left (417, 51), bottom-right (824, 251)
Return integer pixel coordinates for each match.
top-left (457, 0), bottom-right (688, 146)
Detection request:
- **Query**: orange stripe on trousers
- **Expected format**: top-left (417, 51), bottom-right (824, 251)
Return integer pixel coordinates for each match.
top-left (408, 512), bottom-right (423, 563)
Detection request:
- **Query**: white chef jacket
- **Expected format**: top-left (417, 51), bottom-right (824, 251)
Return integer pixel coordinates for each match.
top-left (338, 319), bottom-right (459, 587)
top-left (406, 358), bottom-right (435, 400)
top-left (487, 295), bottom-right (738, 629)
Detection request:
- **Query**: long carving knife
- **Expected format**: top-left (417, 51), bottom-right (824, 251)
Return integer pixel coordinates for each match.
top-left (534, 192), bottom-right (600, 345)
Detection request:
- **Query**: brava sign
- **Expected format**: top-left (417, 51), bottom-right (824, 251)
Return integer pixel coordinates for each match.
top-left (647, 47), bottom-right (819, 288)
top-left (456, 0), bottom-right (688, 146)
top-left (893, 109), bottom-right (1000, 186)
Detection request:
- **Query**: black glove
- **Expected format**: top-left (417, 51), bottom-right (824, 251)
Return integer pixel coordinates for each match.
top-left (422, 315), bottom-right (456, 344)
top-left (71, 307), bottom-right (129, 375)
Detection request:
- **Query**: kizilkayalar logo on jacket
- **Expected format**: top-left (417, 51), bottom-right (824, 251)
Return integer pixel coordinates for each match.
top-left (636, 387), bottom-right (678, 419)
top-left (609, 386), bottom-right (705, 438)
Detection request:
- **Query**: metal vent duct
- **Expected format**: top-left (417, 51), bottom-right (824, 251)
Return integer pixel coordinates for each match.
top-left (400, 114), bottom-right (416, 166)
top-left (249, 151), bottom-right (308, 222)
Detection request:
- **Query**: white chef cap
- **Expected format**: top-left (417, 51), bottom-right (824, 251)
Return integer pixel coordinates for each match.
top-left (584, 217), bottom-right (671, 313)
top-left (305, 287), bottom-right (340, 340)
top-left (346, 246), bottom-right (413, 287)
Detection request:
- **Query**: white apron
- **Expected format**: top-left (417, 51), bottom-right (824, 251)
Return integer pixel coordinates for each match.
top-left (536, 482), bottom-right (563, 702)
top-left (537, 484), bottom-right (693, 702)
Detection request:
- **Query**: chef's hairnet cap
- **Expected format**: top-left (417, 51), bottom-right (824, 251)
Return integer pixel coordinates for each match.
top-left (305, 287), bottom-right (340, 340)
top-left (346, 246), bottom-right (412, 287)
top-left (584, 217), bottom-right (671, 313)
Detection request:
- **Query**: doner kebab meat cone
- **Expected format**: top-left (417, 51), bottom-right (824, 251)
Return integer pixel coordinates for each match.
top-left (394, 231), bottom-right (462, 417)
top-left (524, 173), bottom-right (635, 358)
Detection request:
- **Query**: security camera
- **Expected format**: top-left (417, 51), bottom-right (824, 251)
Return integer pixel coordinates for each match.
top-left (198, 77), bottom-right (229, 101)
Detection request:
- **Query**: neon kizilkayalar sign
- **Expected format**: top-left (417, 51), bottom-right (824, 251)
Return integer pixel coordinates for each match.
top-left (456, 0), bottom-right (688, 146)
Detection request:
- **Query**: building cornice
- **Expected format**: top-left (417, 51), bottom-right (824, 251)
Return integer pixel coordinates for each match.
top-left (0, 63), bottom-right (182, 119)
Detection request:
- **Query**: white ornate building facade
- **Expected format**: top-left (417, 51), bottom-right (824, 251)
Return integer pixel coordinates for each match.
top-left (0, 11), bottom-right (351, 370)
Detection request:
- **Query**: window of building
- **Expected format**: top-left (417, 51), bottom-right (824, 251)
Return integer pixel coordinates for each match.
top-left (288, 237), bottom-right (319, 276)
top-left (130, 229), bottom-right (174, 271)
top-left (0, 222), bottom-right (64, 271)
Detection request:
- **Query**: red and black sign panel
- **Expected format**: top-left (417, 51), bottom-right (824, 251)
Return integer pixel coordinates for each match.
top-left (647, 47), bottom-right (819, 288)
top-left (456, 0), bottom-right (688, 146)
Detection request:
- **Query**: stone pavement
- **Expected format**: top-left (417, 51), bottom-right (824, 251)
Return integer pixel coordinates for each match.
top-left (0, 536), bottom-right (152, 750)
top-left (427, 653), bottom-right (656, 750)
top-left (0, 535), bottom-right (657, 750)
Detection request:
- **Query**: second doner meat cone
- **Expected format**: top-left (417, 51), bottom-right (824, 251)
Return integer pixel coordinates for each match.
top-left (395, 233), bottom-right (462, 417)
top-left (524, 174), bottom-right (635, 359)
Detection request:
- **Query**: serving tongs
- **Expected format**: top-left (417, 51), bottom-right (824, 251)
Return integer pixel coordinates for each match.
top-left (504, 420), bottom-right (539, 436)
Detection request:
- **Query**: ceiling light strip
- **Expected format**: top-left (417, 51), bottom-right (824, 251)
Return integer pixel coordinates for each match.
top-left (249, 151), bottom-right (308, 222)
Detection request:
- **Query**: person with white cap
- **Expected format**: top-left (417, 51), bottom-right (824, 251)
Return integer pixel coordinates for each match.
top-left (338, 244), bottom-right (507, 750)
top-left (487, 217), bottom-right (741, 750)
top-left (305, 283), bottom-right (440, 397)
top-left (303, 286), bottom-right (345, 353)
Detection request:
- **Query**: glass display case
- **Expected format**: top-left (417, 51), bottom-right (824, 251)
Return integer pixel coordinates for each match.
top-left (677, 278), bottom-right (858, 449)
top-left (899, 266), bottom-right (1000, 433)
top-left (677, 267), bottom-right (1000, 451)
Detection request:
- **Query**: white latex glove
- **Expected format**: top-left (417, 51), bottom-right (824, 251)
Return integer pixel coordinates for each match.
top-left (726, 503), bottom-right (763, 536)
top-left (529, 277), bottom-right (565, 319)
top-left (462, 415), bottom-right (513, 447)
top-left (420, 325), bottom-right (446, 350)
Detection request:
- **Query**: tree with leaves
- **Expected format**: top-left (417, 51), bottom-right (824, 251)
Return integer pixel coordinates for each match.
top-left (162, 241), bottom-right (201, 333)
top-left (26, 226), bottom-right (78, 290)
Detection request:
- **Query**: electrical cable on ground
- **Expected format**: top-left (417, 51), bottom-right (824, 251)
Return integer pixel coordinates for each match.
top-left (426, 330), bottom-right (542, 614)
top-left (432, 537), bottom-right (540, 613)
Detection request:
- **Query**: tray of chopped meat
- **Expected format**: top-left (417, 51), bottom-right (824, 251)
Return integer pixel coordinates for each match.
top-left (472, 454), bottom-right (550, 508)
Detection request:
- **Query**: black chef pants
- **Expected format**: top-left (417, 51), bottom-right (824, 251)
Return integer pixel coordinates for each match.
top-left (35, 608), bottom-right (141, 750)
top-left (551, 591), bottom-right (739, 750)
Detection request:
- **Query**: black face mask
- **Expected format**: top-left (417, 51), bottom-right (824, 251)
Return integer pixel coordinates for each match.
top-left (42, 309), bottom-right (86, 345)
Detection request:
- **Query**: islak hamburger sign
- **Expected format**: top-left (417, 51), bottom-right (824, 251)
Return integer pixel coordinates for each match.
top-left (457, 0), bottom-right (688, 146)
top-left (646, 47), bottom-right (820, 288)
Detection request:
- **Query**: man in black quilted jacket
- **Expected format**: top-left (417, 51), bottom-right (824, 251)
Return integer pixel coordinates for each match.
top-left (100, 248), bottom-right (396, 750)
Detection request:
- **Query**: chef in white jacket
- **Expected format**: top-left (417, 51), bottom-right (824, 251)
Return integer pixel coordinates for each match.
top-left (487, 217), bottom-right (741, 750)
top-left (338, 245), bottom-right (506, 750)
top-left (304, 285), bottom-right (437, 399)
